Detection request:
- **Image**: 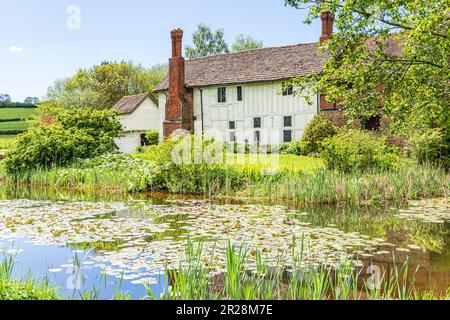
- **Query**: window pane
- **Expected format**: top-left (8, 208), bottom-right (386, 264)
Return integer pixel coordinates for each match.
top-left (229, 121), bottom-right (235, 130)
top-left (237, 86), bottom-right (243, 101)
top-left (284, 116), bottom-right (292, 127)
top-left (253, 117), bottom-right (261, 128)
top-left (283, 130), bottom-right (292, 143)
top-left (229, 132), bottom-right (236, 142)
top-left (218, 87), bottom-right (226, 103)
top-left (283, 85), bottom-right (293, 96)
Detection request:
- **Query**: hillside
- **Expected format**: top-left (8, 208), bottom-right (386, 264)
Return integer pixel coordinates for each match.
top-left (0, 106), bottom-right (37, 153)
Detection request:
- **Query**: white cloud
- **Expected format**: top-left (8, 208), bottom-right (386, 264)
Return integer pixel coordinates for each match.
top-left (8, 45), bottom-right (23, 53)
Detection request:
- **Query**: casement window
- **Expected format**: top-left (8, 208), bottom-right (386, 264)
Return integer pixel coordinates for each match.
top-left (284, 116), bottom-right (292, 127)
top-left (229, 121), bottom-right (236, 130)
top-left (283, 130), bottom-right (292, 143)
top-left (282, 85), bottom-right (293, 96)
top-left (229, 132), bottom-right (236, 142)
top-left (218, 87), bottom-right (226, 103)
top-left (253, 117), bottom-right (261, 128)
top-left (237, 86), bottom-right (243, 101)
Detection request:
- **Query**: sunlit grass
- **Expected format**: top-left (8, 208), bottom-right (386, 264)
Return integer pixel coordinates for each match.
top-left (222, 153), bottom-right (324, 173)
top-left (0, 135), bottom-right (16, 153)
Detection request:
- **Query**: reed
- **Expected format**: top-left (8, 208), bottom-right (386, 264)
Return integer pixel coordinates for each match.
top-left (148, 240), bottom-right (448, 300)
top-left (1, 154), bottom-right (448, 204)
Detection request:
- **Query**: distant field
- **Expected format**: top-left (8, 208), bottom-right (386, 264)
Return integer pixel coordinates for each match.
top-left (0, 135), bottom-right (16, 153)
top-left (0, 121), bottom-right (28, 131)
top-left (0, 108), bottom-right (36, 120)
top-left (0, 107), bottom-right (35, 136)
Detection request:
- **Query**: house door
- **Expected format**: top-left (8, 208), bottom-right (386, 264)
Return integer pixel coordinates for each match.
top-left (140, 133), bottom-right (149, 146)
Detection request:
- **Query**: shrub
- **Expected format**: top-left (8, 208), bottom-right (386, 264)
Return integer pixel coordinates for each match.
top-left (134, 134), bottom-right (247, 193)
top-left (408, 128), bottom-right (445, 164)
top-left (321, 129), bottom-right (401, 171)
top-left (145, 130), bottom-right (159, 146)
top-left (279, 140), bottom-right (302, 155)
top-left (300, 114), bottom-right (337, 155)
top-left (3, 104), bottom-right (123, 174)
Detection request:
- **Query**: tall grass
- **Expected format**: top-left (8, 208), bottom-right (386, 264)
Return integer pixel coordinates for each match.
top-left (0, 253), bottom-right (60, 300)
top-left (148, 240), bottom-right (449, 300)
top-left (0, 252), bottom-right (131, 300)
top-left (248, 165), bottom-right (449, 204)
top-left (1, 153), bottom-right (448, 204)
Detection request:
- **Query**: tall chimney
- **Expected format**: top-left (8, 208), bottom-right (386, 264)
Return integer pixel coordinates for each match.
top-left (320, 11), bottom-right (334, 43)
top-left (163, 28), bottom-right (194, 137)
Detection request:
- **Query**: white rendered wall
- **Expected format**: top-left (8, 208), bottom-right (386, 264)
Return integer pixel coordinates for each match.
top-left (157, 82), bottom-right (319, 145)
top-left (193, 82), bottom-right (318, 145)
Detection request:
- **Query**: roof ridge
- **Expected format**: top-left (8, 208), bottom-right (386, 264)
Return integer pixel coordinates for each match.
top-left (186, 41), bottom-right (320, 62)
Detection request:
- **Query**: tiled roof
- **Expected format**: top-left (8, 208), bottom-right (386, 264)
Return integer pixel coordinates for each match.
top-left (112, 93), bottom-right (157, 114)
top-left (154, 42), bottom-right (327, 91)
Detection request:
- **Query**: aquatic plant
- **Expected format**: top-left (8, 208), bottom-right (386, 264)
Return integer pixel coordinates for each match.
top-left (149, 240), bottom-right (448, 300)
top-left (0, 253), bottom-right (60, 300)
top-left (1, 153), bottom-right (447, 204)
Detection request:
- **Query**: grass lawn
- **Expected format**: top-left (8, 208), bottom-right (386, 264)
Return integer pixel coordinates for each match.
top-left (222, 153), bottom-right (324, 173)
top-left (0, 108), bottom-right (36, 120)
top-left (134, 148), bottom-right (324, 173)
top-left (0, 121), bottom-right (28, 131)
top-left (0, 135), bottom-right (16, 154)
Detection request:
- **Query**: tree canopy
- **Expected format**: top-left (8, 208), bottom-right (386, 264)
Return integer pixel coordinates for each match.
top-left (185, 24), bottom-right (264, 58)
top-left (185, 24), bottom-right (230, 59)
top-left (45, 61), bottom-right (167, 109)
top-left (0, 94), bottom-right (11, 103)
top-left (285, 0), bottom-right (449, 140)
top-left (23, 97), bottom-right (40, 105)
top-left (231, 34), bottom-right (264, 52)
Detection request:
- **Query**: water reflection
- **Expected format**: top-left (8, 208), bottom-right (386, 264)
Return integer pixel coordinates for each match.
top-left (0, 184), bottom-right (448, 298)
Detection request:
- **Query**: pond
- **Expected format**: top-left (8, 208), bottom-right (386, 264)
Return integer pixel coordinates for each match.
top-left (0, 184), bottom-right (448, 299)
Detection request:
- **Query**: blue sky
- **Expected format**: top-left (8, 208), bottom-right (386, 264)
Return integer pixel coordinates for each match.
top-left (0, 0), bottom-right (321, 102)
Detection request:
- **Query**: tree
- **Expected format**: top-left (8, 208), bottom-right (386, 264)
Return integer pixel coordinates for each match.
top-left (23, 97), bottom-right (40, 105)
top-left (0, 94), bottom-right (11, 103)
top-left (4, 101), bottom-right (123, 174)
top-left (185, 24), bottom-right (229, 59)
top-left (231, 34), bottom-right (263, 52)
top-left (285, 0), bottom-right (449, 143)
top-left (45, 61), bottom-right (167, 109)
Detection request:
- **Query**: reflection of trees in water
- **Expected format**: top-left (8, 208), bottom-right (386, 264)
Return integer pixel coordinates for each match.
top-left (292, 203), bottom-right (448, 253)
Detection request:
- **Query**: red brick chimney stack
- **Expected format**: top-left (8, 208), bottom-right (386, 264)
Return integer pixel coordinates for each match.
top-left (171, 28), bottom-right (183, 57)
top-left (320, 11), bottom-right (334, 43)
top-left (164, 28), bottom-right (194, 137)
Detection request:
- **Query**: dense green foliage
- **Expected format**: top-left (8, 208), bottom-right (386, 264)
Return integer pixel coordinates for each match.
top-left (320, 129), bottom-right (401, 171)
top-left (3, 103), bottom-right (123, 174)
top-left (3, 137), bottom-right (447, 204)
top-left (145, 130), bottom-right (160, 146)
top-left (0, 102), bottom-right (36, 108)
top-left (408, 128), bottom-right (446, 164)
top-left (279, 140), bottom-right (303, 155)
top-left (45, 61), bottom-right (167, 109)
top-left (300, 114), bottom-right (337, 155)
top-left (285, 0), bottom-right (449, 162)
